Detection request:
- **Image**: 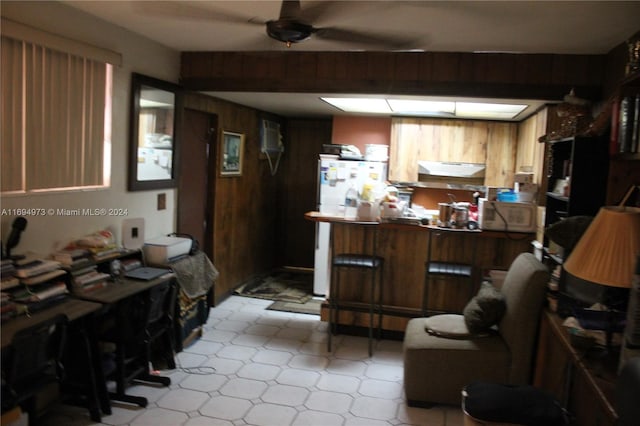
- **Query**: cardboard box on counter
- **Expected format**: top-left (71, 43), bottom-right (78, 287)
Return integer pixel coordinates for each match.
top-left (514, 172), bottom-right (535, 184)
top-left (516, 183), bottom-right (539, 202)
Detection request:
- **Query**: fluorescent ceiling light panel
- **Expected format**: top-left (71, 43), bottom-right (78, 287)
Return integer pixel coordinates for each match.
top-left (455, 102), bottom-right (527, 119)
top-left (388, 99), bottom-right (455, 114)
top-left (320, 97), bottom-right (529, 119)
top-left (321, 97), bottom-right (391, 113)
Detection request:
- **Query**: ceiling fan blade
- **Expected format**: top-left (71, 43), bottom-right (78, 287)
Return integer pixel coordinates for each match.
top-left (298, 1), bottom-right (392, 25)
top-left (279, 0), bottom-right (302, 20)
top-left (134, 1), bottom-right (260, 27)
top-left (314, 27), bottom-right (419, 50)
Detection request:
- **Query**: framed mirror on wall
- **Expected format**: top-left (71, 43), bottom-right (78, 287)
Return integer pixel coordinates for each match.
top-left (128, 73), bottom-right (182, 191)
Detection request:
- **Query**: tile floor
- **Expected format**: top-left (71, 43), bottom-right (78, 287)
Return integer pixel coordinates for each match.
top-left (42, 295), bottom-right (464, 426)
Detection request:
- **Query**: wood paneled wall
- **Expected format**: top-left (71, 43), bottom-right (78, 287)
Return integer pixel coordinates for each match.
top-left (181, 51), bottom-right (605, 101)
top-left (183, 93), bottom-right (280, 302)
top-left (277, 118), bottom-right (332, 268)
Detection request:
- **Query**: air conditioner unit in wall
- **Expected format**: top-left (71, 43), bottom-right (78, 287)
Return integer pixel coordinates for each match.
top-left (260, 118), bottom-right (284, 154)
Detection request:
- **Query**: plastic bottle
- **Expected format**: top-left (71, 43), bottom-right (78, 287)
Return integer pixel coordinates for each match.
top-left (344, 185), bottom-right (358, 219)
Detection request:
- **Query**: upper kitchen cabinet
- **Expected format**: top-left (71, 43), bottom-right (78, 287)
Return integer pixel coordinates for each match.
top-left (516, 105), bottom-right (561, 205)
top-left (389, 117), bottom-right (517, 187)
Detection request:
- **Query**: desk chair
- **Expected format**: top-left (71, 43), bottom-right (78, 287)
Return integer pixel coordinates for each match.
top-left (1, 314), bottom-right (67, 424)
top-left (423, 228), bottom-right (478, 315)
top-left (328, 221), bottom-right (384, 357)
top-left (102, 279), bottom-right (176, 407)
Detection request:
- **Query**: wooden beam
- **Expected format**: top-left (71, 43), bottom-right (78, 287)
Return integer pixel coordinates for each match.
top-left (181, 51), bottom-right (606, 100)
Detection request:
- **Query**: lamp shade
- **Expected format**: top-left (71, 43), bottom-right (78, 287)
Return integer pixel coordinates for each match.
top-left (563, 206), bottom-right (640, 288)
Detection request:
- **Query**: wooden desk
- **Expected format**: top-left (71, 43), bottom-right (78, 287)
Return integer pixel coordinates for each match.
top-left (74, 273), bottom-right (175, 305)
top-left (305, 211), bottom-right (534, 332)
top-left (534, 310), bottom-right (618, 426)
top-left (1, 297), bottom-right (105, 421)
top-left (1, 298), bottom-right (101, 349)
top-left (68, 273), bottom-right (175, 409)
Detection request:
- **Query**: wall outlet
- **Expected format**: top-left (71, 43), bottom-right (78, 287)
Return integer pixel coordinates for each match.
top-left (122, 218), bottom-right (144, 249)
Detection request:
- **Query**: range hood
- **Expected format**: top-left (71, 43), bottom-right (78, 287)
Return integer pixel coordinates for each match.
top-left (418, 161), bottom-right (486, 186)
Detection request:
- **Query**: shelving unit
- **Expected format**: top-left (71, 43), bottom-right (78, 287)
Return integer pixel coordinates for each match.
top-left (543, 136), bottom-right (609, 234)
top-left (541, 136), bottom-right (609, 313)
top-left (608, 71), bottom-right (640, 205)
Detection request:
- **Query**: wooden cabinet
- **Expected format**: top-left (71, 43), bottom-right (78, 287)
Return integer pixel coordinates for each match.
top-left (516, 105), bottom-right (561, 205)
top-left (534, 311), bottom-right (618, 426)
top-left (389, 117), bottom-right (517, 186)
top-left (543, 136), bottom-right (609, 232)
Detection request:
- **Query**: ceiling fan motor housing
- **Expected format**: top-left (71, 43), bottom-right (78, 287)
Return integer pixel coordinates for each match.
top-left (266, 20), bottom-right (314, 44)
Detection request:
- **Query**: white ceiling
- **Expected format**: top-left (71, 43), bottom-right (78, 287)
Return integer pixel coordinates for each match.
top-left (63, 0), bottom-right (640, 119)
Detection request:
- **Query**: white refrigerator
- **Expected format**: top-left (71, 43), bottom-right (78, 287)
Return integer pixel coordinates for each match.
top-left (313, 157), bottom-right (388, 296)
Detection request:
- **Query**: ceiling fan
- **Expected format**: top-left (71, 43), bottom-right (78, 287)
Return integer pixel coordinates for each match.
top-left (262, 0), bottom-right (319, 47)
top-left (257, 0), bottom-right (413, 48)
top-left (139, 0), bottom-right (417, 50)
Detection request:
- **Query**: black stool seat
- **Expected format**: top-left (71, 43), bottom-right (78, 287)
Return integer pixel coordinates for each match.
top-left (333, 254), bottom-right (383, 269)
top-left (427, 262), bottom-right (473, 277)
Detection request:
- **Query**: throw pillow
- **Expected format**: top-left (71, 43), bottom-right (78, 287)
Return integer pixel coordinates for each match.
top-left (463, 282), bottom-right (507, 334)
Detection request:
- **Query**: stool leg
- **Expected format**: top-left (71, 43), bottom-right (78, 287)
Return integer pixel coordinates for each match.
top-left (328, 266), bottom-right (340, 353)
top-left (377, 263), bottom-right (383, 341)
top-left (422, 267), bottom-right (430, 317)
top-left (327, 272), bottom-right (338, 352)
top-left (368, 267), bottom-right (374, 357)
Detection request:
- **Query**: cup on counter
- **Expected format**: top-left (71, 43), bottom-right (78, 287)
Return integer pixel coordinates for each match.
top-left (451, 206), bottom-right (469, 229)
top-left (438, 203), bottom-right (453, 227)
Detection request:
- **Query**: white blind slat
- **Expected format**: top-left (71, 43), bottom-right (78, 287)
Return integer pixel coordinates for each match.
top-left (1, 38), bottom-right (24, 192)
top-left (2, 35), bottom-right (109, 192)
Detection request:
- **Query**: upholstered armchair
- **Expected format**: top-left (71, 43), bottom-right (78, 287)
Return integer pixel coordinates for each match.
top-left (403, 253), bottom-right (549, 406)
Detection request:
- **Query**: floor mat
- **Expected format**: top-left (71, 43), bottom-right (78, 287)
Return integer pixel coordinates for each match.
top-left (266, 299), bottom-right (322, 316)
top-left (234, 270), bottom-right (314, 304)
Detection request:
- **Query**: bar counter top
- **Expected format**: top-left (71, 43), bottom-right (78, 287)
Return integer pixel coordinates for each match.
top-left (305, 211), bottom-right (532, 237)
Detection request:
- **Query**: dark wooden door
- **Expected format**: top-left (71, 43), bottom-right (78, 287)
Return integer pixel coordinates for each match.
top-left (178, 108), bottom-right (217, 260)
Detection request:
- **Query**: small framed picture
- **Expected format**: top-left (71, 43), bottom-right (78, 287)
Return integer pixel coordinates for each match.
top-left (221, 131), bottom-right (244, 176)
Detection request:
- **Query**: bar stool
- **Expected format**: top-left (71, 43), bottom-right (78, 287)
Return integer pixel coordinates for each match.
top-left (328, 221), bottom-right (384, 357)
top-left (423, 227), bottom-right (477, 316)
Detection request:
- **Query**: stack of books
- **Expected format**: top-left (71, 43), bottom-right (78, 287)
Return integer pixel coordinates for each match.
top-left (52, 248), bottom-right (92, 267)
top-left (75, 230), bottom-right (122, 261)
top-left (88, 245), bottom-right (122, 261)
top-left (1, 291), bottom-right (17, 322)
top-left (7, 256), bottom-right (69, 314)
top-left (1, 259), bottom-right (19, 291)
top-left (1, 259), bottom-right (19, 322)
top-left (614, 94), bottom-right (640, 154)
top-left (70, 265), bottom-right (110, 293)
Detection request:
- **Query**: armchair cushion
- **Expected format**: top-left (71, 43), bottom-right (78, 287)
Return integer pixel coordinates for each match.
top-left (425, 314), bottom-right (494, 339)
top-left (463, 282), bottom-right (506, 334)
top-left (425, 314), bottom-right (473, 338)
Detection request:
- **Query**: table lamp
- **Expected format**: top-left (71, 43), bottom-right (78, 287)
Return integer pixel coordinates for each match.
top-left (563, 206), bottom-right (640, 347)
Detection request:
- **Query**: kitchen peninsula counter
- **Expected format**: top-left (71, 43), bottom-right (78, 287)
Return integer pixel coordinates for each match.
top-left (305, 211), bottom-right (535, 332)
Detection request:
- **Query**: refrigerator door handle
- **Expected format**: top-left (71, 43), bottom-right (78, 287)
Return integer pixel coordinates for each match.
top-left (315, 222), bottom-right (319, 249)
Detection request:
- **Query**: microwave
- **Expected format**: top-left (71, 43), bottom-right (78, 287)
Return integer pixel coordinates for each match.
top-left (478, 198), bottom-right (537, 233)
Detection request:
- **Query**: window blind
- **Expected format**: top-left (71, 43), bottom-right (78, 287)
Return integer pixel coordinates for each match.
top-left (1, 35), bottom-right (110, 192)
